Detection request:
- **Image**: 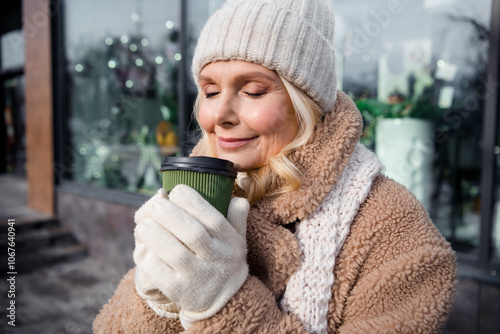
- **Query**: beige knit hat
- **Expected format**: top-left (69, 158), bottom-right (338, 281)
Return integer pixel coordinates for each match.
top-left (191, 0), bottom-right (337, 113)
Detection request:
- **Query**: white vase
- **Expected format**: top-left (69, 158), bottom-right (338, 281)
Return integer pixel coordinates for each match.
top-left (375, 118), bottom-right (434, 210)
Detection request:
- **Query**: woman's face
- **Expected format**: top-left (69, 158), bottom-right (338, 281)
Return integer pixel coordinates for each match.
top-left (198, 60), bottom-right (298, 171)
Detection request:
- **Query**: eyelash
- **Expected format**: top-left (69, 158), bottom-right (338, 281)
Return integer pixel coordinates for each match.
top-left (245, 92), bottom-right (264, 98)
top-left (205, 92), bottom-right (219, 98)
top-left (205, 91), bottom-right (264, 99)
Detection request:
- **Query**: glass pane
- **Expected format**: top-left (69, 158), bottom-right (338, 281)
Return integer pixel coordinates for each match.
top-left (335, 0), bottom-right (492, 256)
top-left (494, 136), bottom-right (500, 262)
top-left (1, 30), bottom-right (25, 71)
top-left (63, 0), bottom-right (181, 195)
top-left (2, 76), bottom-right (26, 175)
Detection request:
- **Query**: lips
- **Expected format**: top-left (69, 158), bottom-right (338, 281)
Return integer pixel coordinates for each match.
top-left (218, 136), bottom-right (258, 149)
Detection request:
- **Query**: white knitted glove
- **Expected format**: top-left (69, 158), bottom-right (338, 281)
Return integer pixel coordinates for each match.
top-left (134, 267), bottom-right (182, 318)
top-left (134, 191), bottom-right (182, 318)
top-left (133, 185), bottom-right (249, 327)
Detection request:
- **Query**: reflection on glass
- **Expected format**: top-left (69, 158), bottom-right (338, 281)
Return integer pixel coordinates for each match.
top-left (335, 0), bottom-right (492, 255)
top-left (1, 30), bottom-right (25, 71)
top-left (64, 0), bottom-right (181, 195)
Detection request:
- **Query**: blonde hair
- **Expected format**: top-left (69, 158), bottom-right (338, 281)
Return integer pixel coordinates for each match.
top-left (193, 76), bottom-right (322, 203)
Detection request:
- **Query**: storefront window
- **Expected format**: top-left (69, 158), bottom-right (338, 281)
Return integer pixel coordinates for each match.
top-left (64, 0), bottom-right (181, 195)
top-left (335, 0), bottom-right (492, 256)
top-left (494, 135), bottom-right (500, 262)
top-left (61, 0), bottom-right (497, 260)
top-left (1, 30), bottom-right (25, 175)
top-left (1, 76), bottom-right (25, 174)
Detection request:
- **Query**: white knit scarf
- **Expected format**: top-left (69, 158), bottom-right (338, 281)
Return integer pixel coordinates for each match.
top-left (280, 143), bottom-right (383, 334)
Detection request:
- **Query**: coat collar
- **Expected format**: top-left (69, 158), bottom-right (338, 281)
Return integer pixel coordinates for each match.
top-left (243, 91), bottom-right (363, 298)
top-left (252, 91), bottom-right (363, 224)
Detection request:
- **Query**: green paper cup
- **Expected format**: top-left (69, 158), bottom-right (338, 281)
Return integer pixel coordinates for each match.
top-left (160, 156), bottom-right (237, 217)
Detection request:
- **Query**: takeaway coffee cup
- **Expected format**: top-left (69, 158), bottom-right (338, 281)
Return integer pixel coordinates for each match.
top-left (160, 156), bottom-right (237, 217)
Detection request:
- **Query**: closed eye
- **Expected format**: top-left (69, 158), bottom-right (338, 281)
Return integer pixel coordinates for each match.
top-left (205, 92), bottom-right (219, 98)
top-left (245, 92), bottom-right (264, 98)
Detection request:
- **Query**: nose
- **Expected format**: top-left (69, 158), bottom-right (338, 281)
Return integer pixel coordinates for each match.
top-left (213, 93), bottom-right (239, 128)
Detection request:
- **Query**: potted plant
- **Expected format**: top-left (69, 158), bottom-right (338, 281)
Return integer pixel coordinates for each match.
top-left (355, 83), bottom-right (443, 210)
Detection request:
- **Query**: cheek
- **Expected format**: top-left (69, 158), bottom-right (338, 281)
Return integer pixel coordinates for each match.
top-left (247, 106), bottom-right (297, 137)
top-left (197, 107), bottom-right (213, 132)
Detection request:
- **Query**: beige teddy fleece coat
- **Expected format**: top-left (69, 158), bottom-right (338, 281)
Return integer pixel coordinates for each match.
top-left (93, 92), bottom-right (457, 333)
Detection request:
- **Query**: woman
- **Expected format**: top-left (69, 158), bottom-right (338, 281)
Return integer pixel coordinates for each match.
top-left (94, 0), bottom-right (456, 333)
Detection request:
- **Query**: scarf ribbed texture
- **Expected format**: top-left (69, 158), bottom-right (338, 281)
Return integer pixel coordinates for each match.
top-left (280, 143), bottom-right (383, 333)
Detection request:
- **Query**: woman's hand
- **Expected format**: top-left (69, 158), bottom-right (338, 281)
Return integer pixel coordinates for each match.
top-left (133, 185), bottom-right (249, 327)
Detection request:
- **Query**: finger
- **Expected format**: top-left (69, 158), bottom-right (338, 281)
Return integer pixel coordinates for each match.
top-left (226, 197), bottom-right (249, 238)
top-left (149, 194), bottom-right (214, 256)
top-left (135, 188), bottom-right (166, 223)
top-left (134, 246), bottom-right (185, 302)
top-left (133, 233), bottom-right (151, 266)
top-left (135, 218), bottom-right (198, 273)
top-left (168, 184), bottom-right (228, 239)
top-left (134, 267), bottom-right (165, 301)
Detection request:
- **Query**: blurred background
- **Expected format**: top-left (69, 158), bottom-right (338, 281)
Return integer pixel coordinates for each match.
top-left (0, 0), bottom-right (499, 333)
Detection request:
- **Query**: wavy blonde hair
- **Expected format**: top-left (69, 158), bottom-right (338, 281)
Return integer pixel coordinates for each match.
top-left (193, 75), bottom-right (322, 203)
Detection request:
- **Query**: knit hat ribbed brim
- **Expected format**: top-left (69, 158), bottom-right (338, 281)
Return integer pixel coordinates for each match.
top-left (192, 0), bottom-right (337, 113)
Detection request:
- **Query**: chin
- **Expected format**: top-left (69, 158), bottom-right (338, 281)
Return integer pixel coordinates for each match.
top-left (227, 160), bottom-right (252, 172)
top-left (220, 156), bottom-right (260, 172)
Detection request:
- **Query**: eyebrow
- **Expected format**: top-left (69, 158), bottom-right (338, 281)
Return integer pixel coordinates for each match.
top-left (199, 71), bottom-right (279, 84)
